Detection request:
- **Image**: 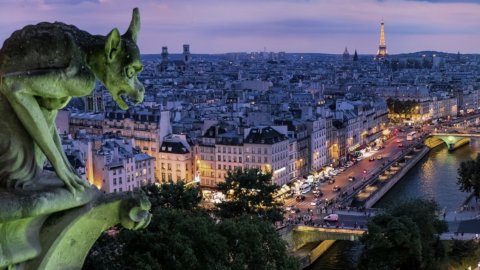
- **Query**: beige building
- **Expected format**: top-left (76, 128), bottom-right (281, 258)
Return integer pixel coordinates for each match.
top-left (195, 124), bottom-right (290, 187)
top-left (158, 134), bottom-right (193, 183)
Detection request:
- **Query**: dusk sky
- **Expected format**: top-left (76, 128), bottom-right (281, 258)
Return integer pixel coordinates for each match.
top-left (1, 0), bottom-right (480, 54)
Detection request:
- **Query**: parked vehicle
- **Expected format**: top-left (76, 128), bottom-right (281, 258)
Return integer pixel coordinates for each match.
top-left (295, 195), bottom-right (306, 202)
top-left (300, 183), bottom-right (311, 194)
top-left (348, 176), bottom-right (356, 182)
top-left (369, 156), bottom-right (375, 162)
top-left (376, 155), bottom-right (383, 160)
top-left (323, 214), bottom-right (339, 222)
top-left (332, 185), bottom-right (341, 192)
top-left (328, 178), bottom-right (336, 185)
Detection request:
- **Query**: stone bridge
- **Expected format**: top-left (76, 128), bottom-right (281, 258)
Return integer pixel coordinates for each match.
top-left (281, 225), bottom-right (365, 251)
top-left (424, 133), bottom-right (479, 151)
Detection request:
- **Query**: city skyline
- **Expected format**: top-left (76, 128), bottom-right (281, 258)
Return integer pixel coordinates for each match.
top-left (1, 0), bottom-right (480, 54)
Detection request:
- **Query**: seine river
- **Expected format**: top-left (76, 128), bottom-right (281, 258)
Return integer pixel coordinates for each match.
top-left (308, 138), bottom-right (480, 269)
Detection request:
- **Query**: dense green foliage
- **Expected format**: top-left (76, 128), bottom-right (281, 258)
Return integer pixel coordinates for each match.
top-left (141, 181), bottom-right (202, 210)
top-left (84, 181), bottom-right (297, 270)
top-left (448, 240), bottom-right (478, 264)
top-left (457, 153), bottom-right (480, 198)
top-left (445, 240), bottom-right (480, 269)
top-left (216, 168), bottom-right (284, 223)
top-left (359, 199), bottom-right (448, 270)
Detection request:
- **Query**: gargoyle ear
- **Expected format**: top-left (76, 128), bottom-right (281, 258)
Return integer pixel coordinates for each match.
top-left (123, 7), bottom-right (140, 43)
top-left (105, 28), bottom-right (121, 62)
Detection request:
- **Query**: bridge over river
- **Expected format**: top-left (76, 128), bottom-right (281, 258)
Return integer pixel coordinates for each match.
top-left (282, 210), bottom-right (480, 267)
top-left (424, 132), bottom-right (480, 151)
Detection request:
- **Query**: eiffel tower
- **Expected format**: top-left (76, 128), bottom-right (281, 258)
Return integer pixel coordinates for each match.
top-left (376, 20), bottom-right (388, 60)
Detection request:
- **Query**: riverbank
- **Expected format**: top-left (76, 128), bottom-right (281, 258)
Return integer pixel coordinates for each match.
top-left (311, 140), bottom-right (480, 269)
top-left (365, 147), bottom-right (429, 208)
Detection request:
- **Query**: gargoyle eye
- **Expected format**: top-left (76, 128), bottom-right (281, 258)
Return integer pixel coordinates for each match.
top-left (125, 66), bottom-right (135, 79)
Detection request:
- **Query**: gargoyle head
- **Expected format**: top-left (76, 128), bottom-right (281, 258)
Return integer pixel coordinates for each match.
top-left (102, 8), bottom-right (144, 110)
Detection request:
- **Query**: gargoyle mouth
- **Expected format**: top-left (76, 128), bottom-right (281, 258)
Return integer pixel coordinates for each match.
top-left (114, 90), bottom-right (130, 110)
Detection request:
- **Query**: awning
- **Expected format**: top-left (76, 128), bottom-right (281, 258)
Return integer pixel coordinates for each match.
top-left (273, 184), bottom-right (291, 198)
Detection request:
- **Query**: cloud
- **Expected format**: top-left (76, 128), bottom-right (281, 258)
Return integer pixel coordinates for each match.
top-left (43, 0), bottom-right (99, 5)
top-left (0, 0), bottom-right (480, 53)
top-left (403, 0), bottom-right (480, 4)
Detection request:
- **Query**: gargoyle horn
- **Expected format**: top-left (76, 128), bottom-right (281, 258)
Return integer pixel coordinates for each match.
top-left (123, 7), bottom-right (140, 43)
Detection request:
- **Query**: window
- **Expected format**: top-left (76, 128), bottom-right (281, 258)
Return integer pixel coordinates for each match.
top-left (113, 178), bottom-right (117, 185)
top-left (119, 188), bottom-right (123, 192)
top-left (239, 157), bottom-right (242, 163)
top-left (218, 164), bottom-right (221, 170)
top-left (119, 177), bottom-right (122, 184)
top-left (167, 164), bottom-right (171, 170)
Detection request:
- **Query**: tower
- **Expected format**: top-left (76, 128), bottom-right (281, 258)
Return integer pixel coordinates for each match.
top-left (342, 47), bottom-right (350, 62)
top-left (376, 20), bottom-right (388, 60)
top-left (353, 49), bottom-right (358, 61)
top-left (183, 44), bottom-right (191, 64)
top-left (161, 46), bottom-right (169, 62)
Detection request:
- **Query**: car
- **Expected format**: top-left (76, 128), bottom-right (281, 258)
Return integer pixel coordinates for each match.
top-left (398, 143), bottom-right (403, 148)
top-left (356, 157), bottom-right (362, 161)
top-left (348, 176), bottom-right (356, 182)
top-left (285, 205), bottom-right (294, 211)
top-left (332, 185), bottom-right (341, 192)
top-left (310, 199), bottom-right (320, 206)
top-left (295, 195), bottom-right (306, 202)
top-left (396, 139), bottom-right (403, 143)
top-left (323, 214), bottom-right (339, 222)
top-left (328, 178), bottom-right (336, 185)
top-left (369, 156), bottom-right (375, 162)
top-left (290, 208), bottom-right (301, 214)
top-left (314, 192), bottom-right (324, 198)
top-left (376, 155), bottom-right (383, 160)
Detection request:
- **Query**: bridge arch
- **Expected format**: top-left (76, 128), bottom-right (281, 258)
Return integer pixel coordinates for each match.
top-left (424, 135), bottom-right (470, 151)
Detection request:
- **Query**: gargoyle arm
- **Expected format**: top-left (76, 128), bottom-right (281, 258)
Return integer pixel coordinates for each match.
top-left (1, 88), bottom-right (86, 193)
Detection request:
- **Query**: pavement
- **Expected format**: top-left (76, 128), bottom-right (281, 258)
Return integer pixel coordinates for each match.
top-left (283, 127), bottom-right (420, 220)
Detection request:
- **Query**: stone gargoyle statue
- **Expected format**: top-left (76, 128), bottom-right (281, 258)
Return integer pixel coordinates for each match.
top-left (0, 8), bottom-right (151, 269)
top-left (0, 8), bottom-right (144, 194)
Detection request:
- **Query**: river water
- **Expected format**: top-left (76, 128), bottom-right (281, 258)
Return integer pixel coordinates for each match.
top-left (308, 139), bottom-right (480, 269)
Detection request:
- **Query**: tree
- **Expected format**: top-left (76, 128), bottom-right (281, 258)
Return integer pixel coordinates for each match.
top-left (359, 214), bottom-right (422, 270)
top-left (359, 199), bottom-right (448, 270)
top-left (448, 240), bottom-right (478, 264)
top-left (141, 182), bottom-right (202, 211)
top-left (217, 216), bottom-right (298, 270)
top-left (216, 168), bottom-right (284, 222)
top-left (85, 209), bottom-right (298, 270)
top-left (457, 153), bottom-right (480, 198)
top-left (85, 181), bottom-right (298, 270)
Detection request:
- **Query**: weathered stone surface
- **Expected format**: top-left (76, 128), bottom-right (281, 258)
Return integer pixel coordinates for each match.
top-left (0, 8), bottom-right (144, 194)
top-left (0, 8), bottom-right (151, 270)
